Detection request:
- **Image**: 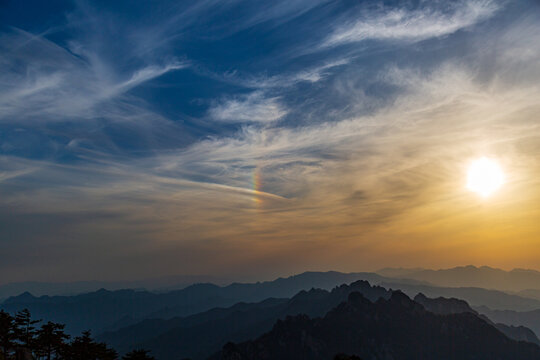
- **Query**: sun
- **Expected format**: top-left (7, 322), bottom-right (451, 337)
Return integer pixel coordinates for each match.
top-left (466, 157), bottom-right (504, 197)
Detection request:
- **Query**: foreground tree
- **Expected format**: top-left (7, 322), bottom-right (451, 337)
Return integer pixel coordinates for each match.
top-left (122, 349), bottom-right (155, 360)
top-left (35, 322), bottom-right (70, 360)
top-left (0, 310), bottom-right (153, 360)
top-left (67, 331), bottom-right (117, 360)
top-left (14, 309), bottom-right (41, 349)
top-left (0, 311), bottom-right (16, 359)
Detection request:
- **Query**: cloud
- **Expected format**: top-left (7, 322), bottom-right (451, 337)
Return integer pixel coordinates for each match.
top-left (234, 59), bottom-right (351, 89)
top-left (109, 62), bottom-right (189, 97)
top-left (0, 162), bottom-right (38, 183)
top-left (155, 57), bottom-right (540, 229)
top-left (208, 91), bottom-right (288, 123)
top-left (4, 0), bottom-right (540, 281)
top-left (0, 28), bottom-right (188, 124)
top-left (3, 55), bottom-right (540, 280)
top-left (323, 0), bottom-right (499, 47)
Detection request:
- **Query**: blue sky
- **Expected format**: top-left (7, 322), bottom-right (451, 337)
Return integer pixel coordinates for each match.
top-left (2, 0), bottom-right (540, 283)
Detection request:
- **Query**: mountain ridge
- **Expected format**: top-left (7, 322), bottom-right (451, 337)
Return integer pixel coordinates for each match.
top-left (380, 281), bottom-right (540, 311)
top-left (377, 265), bottom-right (540, 292)
top-left (98, 280), bottom-right (393, 359)
top-left (0, 271), bottom-right (395, 335)
top-left (213, 290), bottom-right (540, 360)
top-left (99, 280), bottom-right (540, 359)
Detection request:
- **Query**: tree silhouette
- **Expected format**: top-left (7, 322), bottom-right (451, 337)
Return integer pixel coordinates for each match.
top-left (0, 311), bottom-right (16, 359)
top-left (14, 309), bottom-right (41, 349)
top-left (67, 330), bottom-right (118, 360)
top-left (122, 349), bottom-right (155, 360)
top-left (35, 322), bottom-right (70, 360)
top-left (0, 310), bottom-right (161, 360)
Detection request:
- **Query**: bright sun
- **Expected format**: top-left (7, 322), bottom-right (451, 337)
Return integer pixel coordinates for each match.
top-left (467, 157), bottom-right (504, 197)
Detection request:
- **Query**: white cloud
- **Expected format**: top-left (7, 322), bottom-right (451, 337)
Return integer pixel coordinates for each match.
top-left (246, 59), bottom-right (350, 88)
top-left (157, 60), bottom-right (540, 201)
top-left (5, 0), bottom-right (540, 279)
top-left (6, 61), bottom-right (540, 233)
top-left (323, 0), bottom-right (499, 47)
top-left (111, 62), bottom-right (189, 96)
top-left (0, 29), bottom-right (187, 124)
top-left (4, 58), bottom-right (540, 279)
top-left (208, 91), bottom-right (288, 123)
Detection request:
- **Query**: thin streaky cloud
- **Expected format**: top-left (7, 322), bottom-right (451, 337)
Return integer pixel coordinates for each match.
top-left (323, 0), bottom-right (500, 47)
top-left (2, 0), bottom-right (540, 280)
top-left (0, 29), bottom-right (188, 123)
top-left (208, 91), bottom-right (288, 123)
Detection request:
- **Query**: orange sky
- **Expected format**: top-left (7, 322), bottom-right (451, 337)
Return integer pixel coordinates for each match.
top-left (2, 0), bottom-right (540, 283)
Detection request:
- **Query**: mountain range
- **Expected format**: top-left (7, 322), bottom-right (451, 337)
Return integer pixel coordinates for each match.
top-left (414, 293), bottom-right (540, 345)
top-left (0, 271), bottom-right (393, 335)
top-left (379, 281), bottom-right (540, 311)
top-left (4, 269), bottom-right (540, 337)
top-left (4, 268), bottom-right (540, 359)
top-left (212, 290), bottom-right (540, 360)
top-left (0, 275), bottom-right (230, 301)
top-left (98, 280), bottom-right (392, 359)
top-left (7, 265), bottom-right (540, 301)
top-left (99, 280), bottom-right (540, 360)
top-left (377, 265), bottom-right (540, 292)
top-left (477, 306), bottom-right (540, 341)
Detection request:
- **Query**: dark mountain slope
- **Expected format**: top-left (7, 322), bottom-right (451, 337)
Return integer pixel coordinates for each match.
top-left (414, 293), bottom-right (540, 345)
top-left (214, 291), bottom-right (540, 360)
top-left (413, 293), bottom-right (473, 314)
top-left (477, 306), bottom-right (540, 342)
top-left (99, 281), bottom-right (392, 360)
top-left (98, 297), bottom-right (288, 353)
top-left (380, 281), bottom-right (540, 311)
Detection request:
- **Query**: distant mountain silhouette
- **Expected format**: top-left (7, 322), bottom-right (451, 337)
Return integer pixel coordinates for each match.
top-left (496, 324), bottom-right (540, 345)
top-left (414, 293), bottom-right (540, 345)
top-left (2, 285), bottom-right (230, 335)
top-left (477, 306), bottom-right (540, 343)
top-left (99, 280), bottom-right (392, 360)
top-left (213, 291), bottom-right (540, 360)
top-left (1, 271), bottom-right (392, 335)
top-left (518, 289), bottom-right (540, 301)
top-left (378, 265), bottom-right (540, 292)
top-left (101, 281), bottom-right (540, 359)
top-left (0, 275), bottom-right (230, 300)
top-left (414, 293), bottom-right (473, 314)
top-left (379, 281), bottom-right (540, 311)
top-left (6, 269), bottom-right (540, 356)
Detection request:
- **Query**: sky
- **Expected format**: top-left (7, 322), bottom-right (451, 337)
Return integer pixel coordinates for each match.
top-left (1, 0), bottom-right (540, 284)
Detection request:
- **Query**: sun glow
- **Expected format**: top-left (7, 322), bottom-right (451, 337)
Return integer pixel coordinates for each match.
top-left (467, 157), bottom-right (504, 197)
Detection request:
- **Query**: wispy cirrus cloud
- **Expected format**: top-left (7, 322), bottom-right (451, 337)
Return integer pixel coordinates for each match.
top-left (208, 91), bottom-right (288, 123)
top-left (323, 0), bottom-right (499, 47)
top-left (3, 0), bottom-right (540, 282)
top-left (233, 59), bottom-right (351, 89)
top-left (5, 58), bottom-right (540, 280)
top-left (0, 28), bottom-right (188, 123)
